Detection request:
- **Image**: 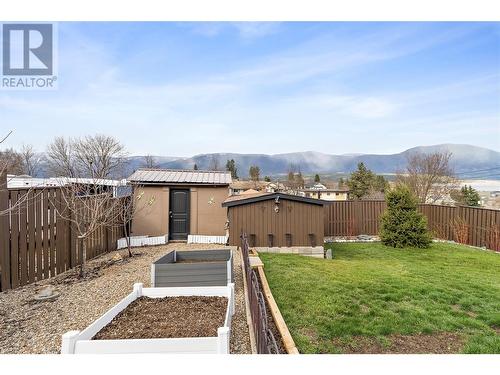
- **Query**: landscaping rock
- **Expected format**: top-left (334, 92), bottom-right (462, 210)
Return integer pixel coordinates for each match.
top-left (34, 286), bottom-right (60, 302)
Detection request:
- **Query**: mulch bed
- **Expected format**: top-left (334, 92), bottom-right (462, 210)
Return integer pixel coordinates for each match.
top-left (93, 296), bottom-right (227, 340)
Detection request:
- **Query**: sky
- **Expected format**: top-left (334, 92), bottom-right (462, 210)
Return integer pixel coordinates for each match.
top-left (1, 22), bottom-right (499, 156)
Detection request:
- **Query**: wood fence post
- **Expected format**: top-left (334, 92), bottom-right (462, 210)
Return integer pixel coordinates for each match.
top-left (0, 172), bottom-right (11, 291)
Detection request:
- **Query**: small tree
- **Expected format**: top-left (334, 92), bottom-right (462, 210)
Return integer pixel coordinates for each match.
top-left (114, 187), bottom-right (156, 257)
top-left (314, 174), bottom-right (320, 183)
top-left (347, 162), bottom-right (375, 199)
top-left (193, 163), bottom-right (198, 170)
top-left (225, 159), bottom-right (238, 179)
top-left (373, 175), bottom-right (389, 192)
top-left (379, 185), bottom-right (432, 248)
top-left (48, 134), bottom-right (128, 276)
top-left (142, 155), bottom-right (159, 169)
top-left (208, 155), bottom-right (221, 171)
top-left (451, 185), bottom-right (481, 207)
top-left (249, 165), bottom-right (260, 181)
top-left (264, 176), bottom-right (271, 182)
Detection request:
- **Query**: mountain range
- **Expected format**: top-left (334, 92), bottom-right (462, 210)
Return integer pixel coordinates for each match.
top-left (124, 144), bottom-right (500, 179)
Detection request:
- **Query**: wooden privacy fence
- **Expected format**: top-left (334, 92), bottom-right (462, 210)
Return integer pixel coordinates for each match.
top-left (324, 201), bottom-right (500, 251)
top-left (0, 186), bottom-right (126, 291)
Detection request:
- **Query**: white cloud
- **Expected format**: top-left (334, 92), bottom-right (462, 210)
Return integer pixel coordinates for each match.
top-left (185, 22), bottom-right (281, 39)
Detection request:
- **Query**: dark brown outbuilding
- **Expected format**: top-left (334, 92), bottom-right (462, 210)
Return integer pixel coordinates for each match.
top-left (222, 192), bottom-right (325, 247)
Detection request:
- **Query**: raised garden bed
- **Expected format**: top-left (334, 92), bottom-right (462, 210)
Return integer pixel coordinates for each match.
top-left (61, 283), bottom-right (235, 354)
top-left (151, 249), bottom-right (233, 287)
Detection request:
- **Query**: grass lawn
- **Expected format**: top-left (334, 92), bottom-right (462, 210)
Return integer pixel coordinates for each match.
top-left (259, 242), bottom-right (500, 354)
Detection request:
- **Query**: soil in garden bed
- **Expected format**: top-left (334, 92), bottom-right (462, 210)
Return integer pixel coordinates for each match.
top-left (93, 296), bottom-right (227, 340)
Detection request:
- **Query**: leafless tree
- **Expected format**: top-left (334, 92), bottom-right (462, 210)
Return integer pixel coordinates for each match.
top-left (397, 151), bottom-right (457, 203)
top-left (1, 131), bottom-right (14, 216)
top-left (0, 131), bottom-right (40, 217)
top-left (113, 186), bottom-right (156, 257)
top-left (0, 148), bottom-right (23, 175)
top-left (20, 144), bottom-right (41, 176)
top-left (142, 154), bottom-right (159, 169)
top-left (47, 134), bottom-right (127, 178)
top-left (53, 181), bottom-right (124, 276)
top-left (74, 134), bottom-right (127, 178)
top-left (208, 154), bottom-right (221, 171)
top-left (47, 134), bottom-right (128, 276)
top-left (46, 136), bottom-right (77, 177)
top-left (286, 164), bottom-right (304, 194)
top-left (0, 131), bottom-right (23, 176)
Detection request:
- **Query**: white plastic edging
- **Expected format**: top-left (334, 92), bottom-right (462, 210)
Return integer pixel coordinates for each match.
top-left (117, 235), bottom-right (167, 249)
top-left (61, 283), bottom-right (235, 354)
top-left (227, 250), bottom-right (233, 285)
top-left (187, 235), bottom-right (228, 244)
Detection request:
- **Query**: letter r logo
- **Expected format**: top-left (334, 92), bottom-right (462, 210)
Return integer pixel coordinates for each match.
top-left (2, 24), bottom-right (53, 75)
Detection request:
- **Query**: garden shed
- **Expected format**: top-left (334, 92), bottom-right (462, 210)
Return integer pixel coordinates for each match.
top-left (222, 192), bottom-right (325, 248)
top-left (128, 169), bottom-right (231, 242)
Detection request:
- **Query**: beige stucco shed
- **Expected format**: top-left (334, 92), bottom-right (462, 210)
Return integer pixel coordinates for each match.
top-left (128, 169), bottom-right (231, 241)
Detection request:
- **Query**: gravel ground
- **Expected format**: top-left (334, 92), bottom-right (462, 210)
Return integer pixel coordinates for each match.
top-left (0, 243), bottom-right (252, 354)
top-left (230, 247), bottom-right (253, 354)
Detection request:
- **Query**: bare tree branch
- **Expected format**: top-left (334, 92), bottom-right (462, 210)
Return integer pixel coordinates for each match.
top-left (397, 151), bottom-right (458, 203)
top-left (142, 154), bottom-right (159, 169)
top-left (20, 144), bottom-right (41, 176)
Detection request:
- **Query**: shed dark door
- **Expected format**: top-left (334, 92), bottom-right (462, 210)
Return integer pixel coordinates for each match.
top-left (169, 189), bottom-right (190, 240)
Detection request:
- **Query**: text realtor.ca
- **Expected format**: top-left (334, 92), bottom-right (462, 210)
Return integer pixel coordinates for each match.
top-left (1, 23), bottom-right (58, 90)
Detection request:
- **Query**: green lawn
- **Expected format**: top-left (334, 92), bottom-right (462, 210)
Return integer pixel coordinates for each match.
top-left (259, 242), bottom-right (500, 354)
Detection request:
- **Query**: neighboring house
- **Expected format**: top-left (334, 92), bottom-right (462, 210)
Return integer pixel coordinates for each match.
top-left (128, 169), bottom-right (231, 241)
top-left (6, 174), bottom-right (127, 197)
top-left (229, 180), bottom-right (269, 195)
top-left (229, 180), bottom-right (287, 195)
top-left (300, 182), bottom-right (349, 201)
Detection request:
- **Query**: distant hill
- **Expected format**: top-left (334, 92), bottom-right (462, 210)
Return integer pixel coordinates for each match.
top-left (34, 144), bottom-right (500, 180)
top-left (152, 144), bottom-right (500, 179)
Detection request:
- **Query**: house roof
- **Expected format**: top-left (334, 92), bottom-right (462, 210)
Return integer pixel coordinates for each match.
top-left (222, 192), bottom-right (325, 207)
top-left (301, 187), bottom-right (350, 193)
top-left (128, 169), bottom-right (232, 185)
top-left (229, 180), bottom-right (270, 190)
top-left (241, 188), bottom-right (260, 195)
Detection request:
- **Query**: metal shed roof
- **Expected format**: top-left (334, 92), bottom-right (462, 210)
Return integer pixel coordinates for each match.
top-left (222, 192), bottom-right (325, 207)
top-left (128, 169), bottom-right (232, 185)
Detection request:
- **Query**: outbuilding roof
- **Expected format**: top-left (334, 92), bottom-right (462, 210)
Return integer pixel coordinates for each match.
top-left (222, 192), bottom-right (325, 207)
top-left (128, 169), bottom-right (232, 185)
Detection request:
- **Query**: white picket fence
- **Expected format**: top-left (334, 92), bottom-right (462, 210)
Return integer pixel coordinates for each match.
top-left (117, 235), bottom-right (167, 249)
top-left (187, 235), bottom-right (228, 245)
top-left (61, 283), bottom-right (235, 354)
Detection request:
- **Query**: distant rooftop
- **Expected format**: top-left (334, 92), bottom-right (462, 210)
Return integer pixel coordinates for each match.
top-left (7, 175), bottom-right (126, 189)
top-left (128, 168), bottom-right (232, 185)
